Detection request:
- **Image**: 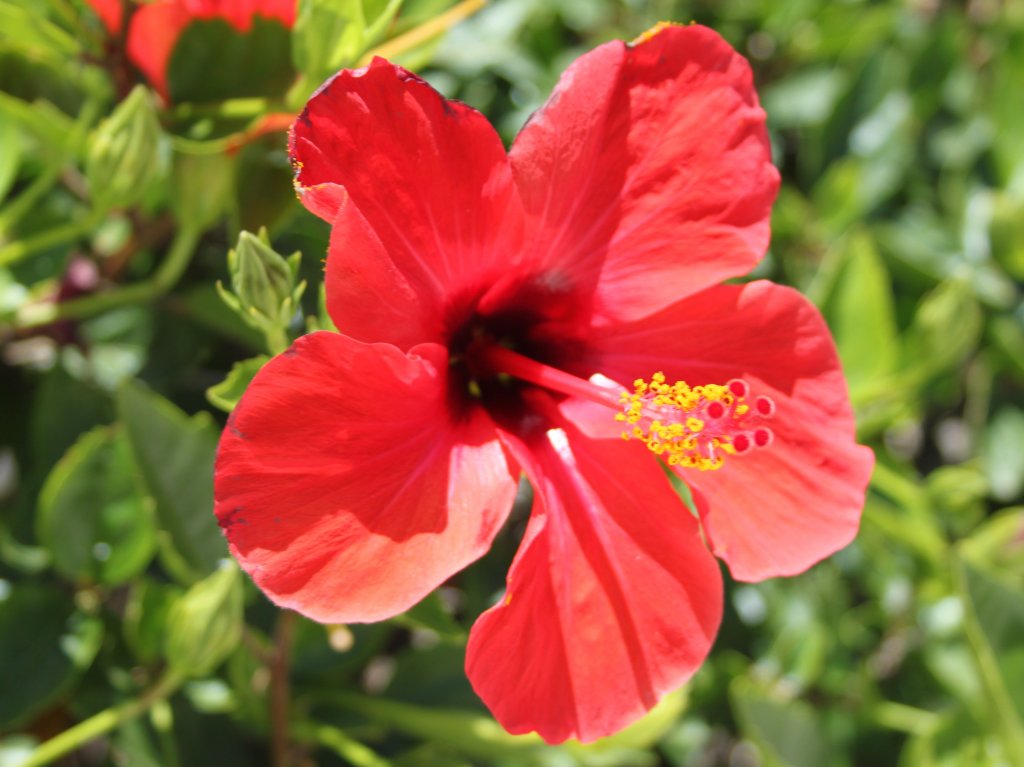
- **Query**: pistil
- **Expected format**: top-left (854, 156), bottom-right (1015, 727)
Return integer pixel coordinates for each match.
top-left (473, 344), bottom-right (623, 410)
top-left (474, 345), bottom-right (775, 471)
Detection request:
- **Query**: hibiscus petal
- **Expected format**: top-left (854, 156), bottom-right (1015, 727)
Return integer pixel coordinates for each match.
top-left (85, 0), bottom-right (122, 33)
top-left (214, 332), bottom-right (518, 623)
top-left (509, 24), bottom-right (778, 325)
top-left (125, 1), bottom-right (192, 98)
top-left (588, 280), bottom-right (874, 581)
top-left (183, 0), bottom-right (295, 31)
top-left (322, 193), bottom-right (445, 349)
top-left (290, 58), bottom-right (525, 346)
top-left (467, 419), bottom-right (721, 744)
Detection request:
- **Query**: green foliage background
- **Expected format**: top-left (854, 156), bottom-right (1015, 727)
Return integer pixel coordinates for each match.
top-left (2, 0), bottom-right (1024, 765)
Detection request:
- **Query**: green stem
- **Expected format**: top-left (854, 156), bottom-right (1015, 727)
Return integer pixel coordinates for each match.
top-left (172, 97), bottom-right (272, 121)
top-left (0, 209), bottom-right (103, 268)
top-left (270, 610), bottom-right (297, 767)
top-left (43, 0), bottom-right (81, 34)
top-left (868, 461), bottom-right (947, 565)
top-left (292, 723), bottom-right (392, 767)
top-left (870, 461), bottom-right (928, 513)
top-left (356, 0), bottom-right (487, 67)
top-left (0, 93), bottom-right (103, 238)
top-left (264, 325), bottom-right (290, 356)
top-left (8, 226), bottom-right (201, 329)
top-left (0, 164), bottom-right (64, 235)
top-left (150, 699), bottom-right (181, 767)
top-left (871, 701), bottom-right (942, 735)
top-left (0, 90), bottom-right (104, 261)
top-left (17, 672), bottom-right (183, 767)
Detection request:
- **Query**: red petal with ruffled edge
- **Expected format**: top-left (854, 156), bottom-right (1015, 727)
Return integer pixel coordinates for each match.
top-left (182, 0), bottom-right (295, 31)
top-left (290, 58), bottom-right (525, 348)
top-left (214, 332), bottom-right (518, 623)
top-left (125, 1), bottom-right (191, 98)
top-left (126, 0), bottom-right (295, 99)
top-left (586, 280), bottom-right (874, 580)
top-left (508, 24), bottom-right (778, 326)
top-left (467, 415), bottom-right (722, 743)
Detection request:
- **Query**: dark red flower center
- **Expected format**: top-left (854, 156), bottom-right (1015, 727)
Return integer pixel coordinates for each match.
top-left (454, 316), bottom-right (776, 471)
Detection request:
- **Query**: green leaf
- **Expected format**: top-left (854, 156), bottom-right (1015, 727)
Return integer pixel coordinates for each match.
top-left (0, 112), bottom-right (21, 205)
top-left (37, 425), bottom-right (156, 585)
top-left (29, 364), bottom-right (113, 476)
top-left (960, 507), bottom-right (1024, 589)
top-left (0, 2), bottom-right (81, 57)
top-left (990, 193), bottom-right (1024, 282)
top-left (903, 280), bottom-right (982, 377)
top-left (393, 591), bottom-right (466, 642)
top-left (957, 559), bottom-right (1024, 762)
top-left (321, 690), bottom-right (684, 765)
top-left (117, 380), bottom-right (226, 582)
top-left (363, 0), bottom-right (405, 45)
top-left (829, 230), bottom-right (899, 397)
top-left (762, 68), bottom-right (848, 129)
top-left (167, 16), bottom-right (293, 103)
top-left (0, 89), bottom-right (77, 154)
top-left (206, 355), bottom-right (270, 412)
top-left (293, 0), bottom-right (366, 82)
top-left (0, 584), bottom-right (103, 727)
top-left (730, 677), bottom-right (833, 767)
top-left (990, 32), bottom-right (1024, 186)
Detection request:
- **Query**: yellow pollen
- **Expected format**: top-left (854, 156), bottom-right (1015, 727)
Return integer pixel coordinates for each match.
top-left (618, 373), bottom-right (776, 471)
top-left (629, 21), bottom-right (681, 47)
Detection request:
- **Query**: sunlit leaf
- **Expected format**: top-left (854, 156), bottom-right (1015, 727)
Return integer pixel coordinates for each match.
top-left (117, 380), bottom-right (225, 582)
top-left (730, 677), bottom-right (833, 767)
top-left (206, 355), bottom-right (269, 412)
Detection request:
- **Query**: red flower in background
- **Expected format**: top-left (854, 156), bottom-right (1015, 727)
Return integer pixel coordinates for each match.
top-left (87, 0), bottom-right (295, 99)
top-left (214, 24), bottom-right (874, 742)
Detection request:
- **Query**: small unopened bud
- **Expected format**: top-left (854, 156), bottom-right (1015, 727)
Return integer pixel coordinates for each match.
top-left (165, 561), bottom-right (243, 678)
top-left (86, 85), bottom-right (166, 210)
top-left (218, 228), bottom-right (305, 336)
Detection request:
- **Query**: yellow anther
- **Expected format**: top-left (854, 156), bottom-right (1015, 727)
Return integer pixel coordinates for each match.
top-left (617, 374), bottom-right (776, 471)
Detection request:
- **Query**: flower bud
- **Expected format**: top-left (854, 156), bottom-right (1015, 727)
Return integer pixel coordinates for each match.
top-left (85, 85), bottom-right (166, 210)
top-left (165, 561), bottom-right (243, 677)
top-left (219, 228), bottom-right (305, 333)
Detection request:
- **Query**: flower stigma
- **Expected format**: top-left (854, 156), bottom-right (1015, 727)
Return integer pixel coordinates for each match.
top-left (617, 373), bottom-right (775, 470)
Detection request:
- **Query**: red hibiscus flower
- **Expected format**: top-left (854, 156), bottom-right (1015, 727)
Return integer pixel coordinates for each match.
top-left (86, 0), bottom-right (295, 100)
top-left (214, 23), bottom-right (874, 743)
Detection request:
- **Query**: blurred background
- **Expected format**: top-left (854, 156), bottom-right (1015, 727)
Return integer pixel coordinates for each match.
top-left (1, 0), bottom-right (1023, 765)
